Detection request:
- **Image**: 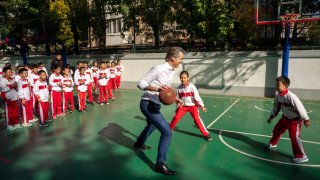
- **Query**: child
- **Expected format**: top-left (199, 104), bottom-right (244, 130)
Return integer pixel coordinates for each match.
top-left (62, 67), bottom-right (74, 113)
top-left (170, 71), bottom-right (212, 141)
top-left (0, 67), bottom-right (20, 130)
top-left (49, 66), bottom-right (64, 119)
top-left (33, 70), bottom-right (50, 126)
top-left (17, 68), bottom-right (33, 127)
top-left (115, 60), bottom-right (123, 90)
top-left (28, 64), bottom-right (39, 121)
top-left (91, 61), bottom-right (99, 91)
top-left (266, 76), bottom-right (310, 164)
top-left (74, 67), bottom-right (90, 112)
top-left (109, 61), bottom-right (117, 91)
top-left (38, 62), bottom-right (48, 75)
top-left (66, 64), bottom-right (73, 77)
top-left (83, 61), bottom-right (94, 104)
top-left (98, 61), bottom-right (110, 105)
top-left (15, 65), bottom-right (23, 82)
top-left (74, 61), bottom-right (83, 78)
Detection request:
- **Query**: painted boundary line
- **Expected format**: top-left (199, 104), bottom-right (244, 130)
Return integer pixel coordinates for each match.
top-left (209, 128), bottom-right (320, 145)
top-left (218, 131), bottom-right (320, 167)
top-left (206, 98), bottom-right (240, 129)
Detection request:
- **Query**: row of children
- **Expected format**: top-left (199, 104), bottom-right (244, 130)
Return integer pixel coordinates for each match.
top-left (0, 59), bottom-right (123, 131)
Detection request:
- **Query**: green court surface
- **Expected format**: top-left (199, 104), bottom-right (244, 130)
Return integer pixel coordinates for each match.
top-left (1, 90), bottom-right (320, 180)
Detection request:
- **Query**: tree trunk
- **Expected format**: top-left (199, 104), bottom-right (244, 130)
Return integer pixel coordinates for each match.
top-left (71, 18), bottom-right (79, 54)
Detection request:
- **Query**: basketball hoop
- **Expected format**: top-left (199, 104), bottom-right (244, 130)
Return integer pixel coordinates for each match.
top-left (281, 13), bottom-right (300, 28)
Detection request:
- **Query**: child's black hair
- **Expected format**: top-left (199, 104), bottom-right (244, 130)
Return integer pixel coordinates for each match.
top-left (3, 66), bottom-right (12, 73)
top-left (53, 65), bottom-right (61, 70)
top-left (38, 62), bottom-right (44, 66)
top-left (30, 63), bottom-right (38, 69)
top-left (38, 70), bottom-right (46, 76)
top-left (83, 61), bottom-right (88, 64)
top-left (77, 61), bottom-right (83, 65)
top-left (276, 76), bottom-right (290, 87)
top-left (180, 71), bottom-right (189, 77)
top-left (18, 68), bottom-right (28, 75)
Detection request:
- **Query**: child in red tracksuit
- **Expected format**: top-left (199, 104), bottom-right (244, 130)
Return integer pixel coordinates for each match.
top-left (17, 68), bottom-right (33, 127)
top-left (115, 60), bottom-right (123, 89)
top-left (0, 67), bottom-right (20, 131)
top-left (49, 66), bottom-right (64, 119)
top-left (62, 67), bottom-right (75, 113)
top-left (83, 61), bottom-right (94, 104)
top-left (91, 61), bottom-right (99, 91)
top-left (109, 61), bottom-right (117, 91)
top-left (98, 61), bottom-right (111, 105)
top-left (266, 76), bottom-right (310, 164)
top-left (170, 71), bottom-right (212, 141)
top-left (33, 70), bottom-right (50, 126)
top-left (28, 64), bottom-right (39, 122)
top-left (74, 67), bottom-right (90, 112)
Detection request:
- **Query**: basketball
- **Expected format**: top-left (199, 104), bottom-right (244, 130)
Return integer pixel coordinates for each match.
top-left (159, 88), bottom-right (176, 105)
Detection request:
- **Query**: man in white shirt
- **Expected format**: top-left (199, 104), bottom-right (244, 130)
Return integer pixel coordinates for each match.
top-left (135, 47), bottom-right (184, 175)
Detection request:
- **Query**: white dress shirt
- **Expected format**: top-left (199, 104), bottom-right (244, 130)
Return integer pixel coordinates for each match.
top-left (137, 62), bottom-right (174, 104)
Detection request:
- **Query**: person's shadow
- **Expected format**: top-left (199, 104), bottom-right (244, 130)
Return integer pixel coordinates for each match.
top-left (209, 129), bottom-right (292, 159)
top-left (99, 123), bottom-right (155, 171)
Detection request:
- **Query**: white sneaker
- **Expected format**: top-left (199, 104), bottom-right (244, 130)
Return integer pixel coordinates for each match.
top-left (7, 125), bottom-right (16, 131)
top-left (30, 118), bottom-right (38, 122)
top-left (292, 157), bottom-right (309, 164)
top-left (265, 143), bottom-right (277, 151)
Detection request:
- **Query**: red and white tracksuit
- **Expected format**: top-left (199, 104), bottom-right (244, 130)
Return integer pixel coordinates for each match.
top-left (115, 65), bottom-right (122, 88)
top-left (18, 78), bottom-right (33, 125)
top-left (170, 82), bottom-right (209, 137)
top-left (62, 75), bottom-right (74, 112)
top-left (0, 76), bottom-right (19, 127)
top-left (85, 68), bottom-right (94, 103)
top-left (98, 68), bottom-right (111, 103)
top-left (74, 74), bottom-right (90, 110)
top-left (269, 90), bottom-right (310, 158)
top-left (49, 73), bottom-right (63, 118)
top-left (29, 72), bottom-right (39, 110)
top-left (91, 66), bottom-right (99, 91)
top-left (33, 80), bottom-right (50, 123)
top-left (109, 67), bottom-right (117, 91)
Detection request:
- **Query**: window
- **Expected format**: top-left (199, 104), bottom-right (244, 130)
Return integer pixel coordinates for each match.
top-left (112, 19), bottom-right (117, 33)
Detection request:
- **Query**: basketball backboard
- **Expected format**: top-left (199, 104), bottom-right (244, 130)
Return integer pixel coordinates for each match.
top-left (256, 0), bottom-right (320, 25)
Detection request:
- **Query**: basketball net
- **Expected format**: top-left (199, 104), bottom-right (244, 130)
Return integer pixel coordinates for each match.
top-left (281, 13), bottom-right (300, 29)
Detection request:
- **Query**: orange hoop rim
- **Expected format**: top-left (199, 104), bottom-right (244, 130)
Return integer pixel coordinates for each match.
top-left (281, 13), bottom-right (300, 28)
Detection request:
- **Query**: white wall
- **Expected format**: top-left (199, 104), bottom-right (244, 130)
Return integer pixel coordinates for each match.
top-left (120, 50), bottom-right (320, 100)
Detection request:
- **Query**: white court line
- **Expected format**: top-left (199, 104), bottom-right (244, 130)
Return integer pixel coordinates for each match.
top-left (210, 128), bottom-right (320, 145)
top-left (254, 105), bottom-right (314, 114)
top-left (218, 131), bottom-right (320, 167)
top-left (254, 105), bottom-right (271, 112)
top-left (206, 98), bottom-right (240, 129)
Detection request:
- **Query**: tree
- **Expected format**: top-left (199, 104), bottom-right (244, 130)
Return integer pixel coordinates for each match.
top-left (90, 0), bottom-right (108, 51)
top-left (173, 0), bottom-right (240, 49)
top-left (108, 0), bottom-right (175, 49)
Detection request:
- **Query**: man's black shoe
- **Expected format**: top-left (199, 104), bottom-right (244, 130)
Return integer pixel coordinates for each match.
top-left (134, 142), bottom-right (151, 150)
top-left (155, 164), bottom-right (177, 175)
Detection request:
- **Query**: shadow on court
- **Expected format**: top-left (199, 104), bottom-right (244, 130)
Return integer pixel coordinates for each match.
top-left (209, 129), bottom-right (292, 159)
top-left (99, 123), bottom-right (155, 171)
